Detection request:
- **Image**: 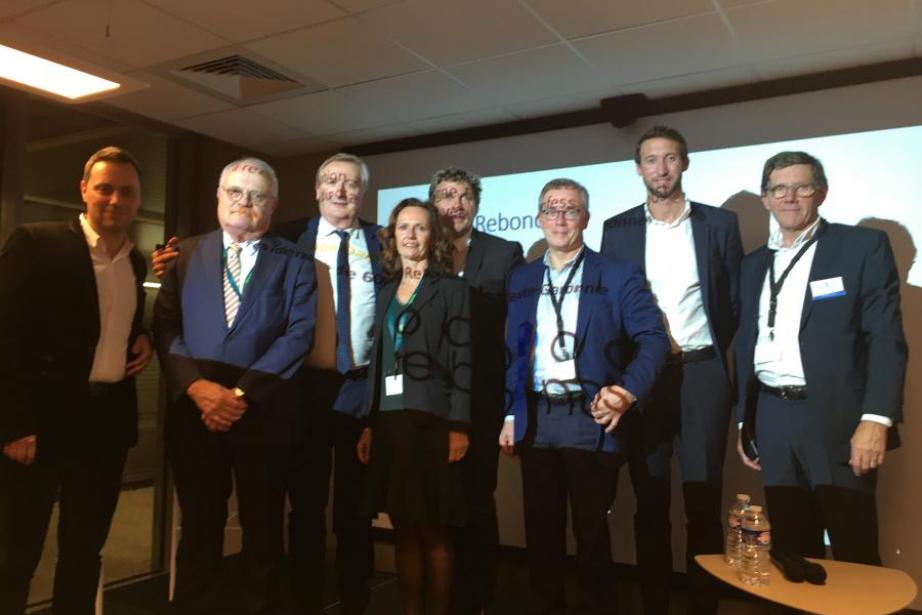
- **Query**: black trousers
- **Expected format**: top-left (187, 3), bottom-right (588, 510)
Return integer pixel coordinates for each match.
top-left (167, 399), bottom-right (290, 615)
top-left (452, 420), bottom-right (501, 615)
top-left (521, 445), bottom-right (626, 615)
top-left (627, 356), bottom-right (731, 615)
top-left (0, 394), bottom-right (130, 615)
top-left (288, 371), bottom-right (373, 615)
top-left (756, 391), bottom-right (880, 565)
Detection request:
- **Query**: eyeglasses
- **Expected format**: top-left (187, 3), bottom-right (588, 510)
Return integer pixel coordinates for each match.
top-left (766, 183), bottom-right (818, 199)
top-left (222, 186), bottom-right (273, 206)
top-left (540, 207), bottom-right (584, 221)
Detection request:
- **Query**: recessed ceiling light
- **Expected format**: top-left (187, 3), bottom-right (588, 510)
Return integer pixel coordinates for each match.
top-left (0, 43), bottom-right (120, 100)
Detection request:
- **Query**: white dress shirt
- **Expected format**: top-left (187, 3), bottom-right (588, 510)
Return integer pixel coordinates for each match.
top-left (753, 217), bottom-right (890, 426)
top-left (644, 200), bottom-right (713, 351)
top-left (80, 214), bottom-right (137, 383)
top-left (314, 217), bottom-right (376, 367)
top-left (222, 231), bottom-right (261, 287)
top-left (532, 248), bottom-right (584, 396)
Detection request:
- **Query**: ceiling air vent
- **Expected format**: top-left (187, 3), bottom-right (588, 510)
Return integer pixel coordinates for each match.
top-left (172, 54), bottom-right (302, 101)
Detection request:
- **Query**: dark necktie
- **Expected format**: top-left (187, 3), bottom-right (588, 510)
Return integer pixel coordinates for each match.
top-left (335, 230), bottom-right (352, 373)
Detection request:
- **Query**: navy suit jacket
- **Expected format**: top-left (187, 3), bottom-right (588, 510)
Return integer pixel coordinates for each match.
top-left (505, 248), bottom-right (669, 454)
top-left (735, 222), bottom-right (907, 461)
top-left (600, 201), bottom-right (743, 365)
top-left (153, 230), bottom-right (316, 413)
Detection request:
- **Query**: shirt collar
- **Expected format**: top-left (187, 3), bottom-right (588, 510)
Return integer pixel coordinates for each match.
top-left (645, 199), bottom-right (691, 228)
top-left (79, 213), bottom-right (133, 259)
top-left (767, 216), bottom-right (822, 251)
top-left (319, 215), bottom-right (360, 238)
top-left (222, 231), bottom-right (261, 252)
top-left (542, 246), bottom-right (585, 273)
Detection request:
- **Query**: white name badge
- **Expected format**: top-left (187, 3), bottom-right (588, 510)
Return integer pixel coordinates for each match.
top-left (810, 276), bottom-right (846, 300)
top-left (385, 375), bottom-right (404, 396)
top-left (556, 359), bottom-right (577, 381)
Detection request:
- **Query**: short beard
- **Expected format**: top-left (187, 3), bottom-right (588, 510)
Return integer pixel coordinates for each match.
top-left (645, 178), bottom-right (681, 200)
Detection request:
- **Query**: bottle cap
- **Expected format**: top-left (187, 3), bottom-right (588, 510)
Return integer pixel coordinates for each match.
top-left (736, 493), bottom-right (750, 502)
top-left (749, 505), bottom-right (762, 513)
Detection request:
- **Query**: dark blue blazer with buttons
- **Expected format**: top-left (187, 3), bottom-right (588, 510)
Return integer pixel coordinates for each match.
top-left (504, 248), bottom-right (669, 454)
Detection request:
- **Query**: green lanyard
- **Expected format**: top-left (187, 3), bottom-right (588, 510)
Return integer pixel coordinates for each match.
top-left (223, 246), bottom-right (255, 300)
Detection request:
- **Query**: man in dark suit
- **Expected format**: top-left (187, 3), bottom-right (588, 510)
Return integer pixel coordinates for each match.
top-left (154, 157), bottom-right (315, 614)
top-left (600, 126), bottom-right (742, 615)
top-left (735, 151), bottom-right (906, 564)
top-left (428, 167), bottom-right (523, 615)
top-left (0, 146), bottom-right (152, 615)
top-left (500, 178), bottom-right (669, 615)
top-left (273, 153), bottom-right (383, 615)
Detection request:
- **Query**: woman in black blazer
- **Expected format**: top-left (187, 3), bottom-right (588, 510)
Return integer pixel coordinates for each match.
top-left (357, 198), bottom-right (471, 615)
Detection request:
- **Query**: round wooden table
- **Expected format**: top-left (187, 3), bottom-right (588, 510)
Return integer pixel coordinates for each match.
top-left (695, 554), bottom-right (917, 615)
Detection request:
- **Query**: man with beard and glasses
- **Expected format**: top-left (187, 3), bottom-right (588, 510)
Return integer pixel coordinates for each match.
top-left (429, 167), bottom-right (523, 615)
top-left (600, 126), bottom-right (743, 615)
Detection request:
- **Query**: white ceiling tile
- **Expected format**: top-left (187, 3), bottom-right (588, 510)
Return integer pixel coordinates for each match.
top-left (410, 107), bottom-right (519, 134)
top-left (146, 0), bottom-right (345, 43)
top-left (336, 70), bottom-right (487, 124)
top-left (574, 13), bottom-right (740, 85)
top-left (503, 88), bottom-right (615, 119)
top-left (447, 43), bottom-right (611, 107)
top-left (102, 72), bottom-right (234, 121)
top-left (728, 0), bottom-right (915, 63)
top-left (14, 0), bottom-right (227, 68)
top-left (258, 135), bottom-right (340, 157)
top-left (250, 90), bottom-right (386, 135)
top-left (0, 0), bottom-right (59, 21)
top-left (524, 0), bottom-right (714, 39)
top-left (716, 0), bottom-right (775, 7)
top-left (754, 39), bottom-right (914, 80)
top-left (244, 17), bottom-right (427, 88)
top-left (176, 108), bottom-right (310, 148)
top-left (360, 0), bottom-right (556, 66)
top-left (620, 65), bottom-right (757, 98)
top-left (330, 123), bottom-right (423, 146)
top-left (0, 21), bottom-right (135, 72)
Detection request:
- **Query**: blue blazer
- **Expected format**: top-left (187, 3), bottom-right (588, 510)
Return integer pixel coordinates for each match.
top-left (735, 222), bottom-right (907, 460)
top-left (600, 201), bottom-right (742, 364)
top-left (505, 248), bottom-right (669, 454)
top-left (154, 230), bottom-right (316, 406)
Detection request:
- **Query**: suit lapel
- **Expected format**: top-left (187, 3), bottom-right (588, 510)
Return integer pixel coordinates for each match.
top-left (68, 218), bottom-right (101, 334)
top-left (463, 230), bottom-right (486, 282)
top-left (194, 231), bottom-right (228, 332)
top-left (575, 251), bottom-right (599, 356)
top-left (297, 216), bottom-right (320, 255)
top-left (233, 237), bottom-right (283, 329)
top-left (799, 221), bottom-right (832, 332)
top-left (622, 206), bottom-right (647, 271)
top-left (361, 219), bottom-right (384, 293)
top-left (690, 203), bottom-right (711, 310)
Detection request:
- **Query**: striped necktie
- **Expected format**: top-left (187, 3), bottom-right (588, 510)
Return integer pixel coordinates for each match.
top-left (224, 242), bottom-right (243, 326)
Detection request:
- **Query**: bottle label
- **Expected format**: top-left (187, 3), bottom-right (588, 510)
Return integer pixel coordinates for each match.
top-left (742, 528), bottom-right (771, 545)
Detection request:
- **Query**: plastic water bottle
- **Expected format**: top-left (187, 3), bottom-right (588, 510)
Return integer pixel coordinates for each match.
top-left (725, 493), bottom-right (751, 567)
top-left (739, 505), bottom-right (771, 586)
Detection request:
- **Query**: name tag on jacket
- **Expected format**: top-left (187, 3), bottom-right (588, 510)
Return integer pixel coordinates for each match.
top-left (810, 276), bottom-right (846, 300)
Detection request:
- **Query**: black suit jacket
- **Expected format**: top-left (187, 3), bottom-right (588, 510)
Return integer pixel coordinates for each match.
top-left (365, 270), bottom-right (471, 431)
top-left (735, 221), bottom-right (907, 460)
top-left (461, 229), bottom-right (523, 433)
top-left (600, 201), bottom-right (743, 365)
top-left (0, 218), bottom-right (146, 447)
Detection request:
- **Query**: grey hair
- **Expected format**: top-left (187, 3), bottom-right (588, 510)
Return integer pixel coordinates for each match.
top-left (315, 152), bottom-right (370, 191)
top-left (218, 157), bottom-right (279, 197)
top-left (538, 178), bottom-right (590, 211)
top-left (760, 151), bottom-right (828, 193)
